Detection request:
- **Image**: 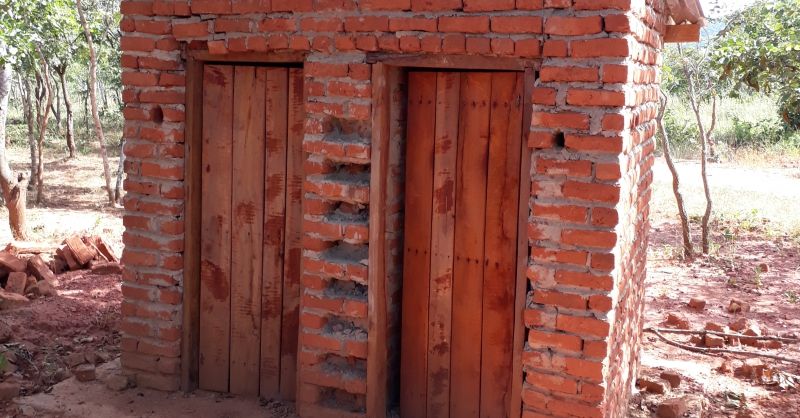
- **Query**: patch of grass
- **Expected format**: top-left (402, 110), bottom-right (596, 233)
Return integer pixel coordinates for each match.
top-left (786, 291), bottom-right (800, 304)
top-left (663, 92), bottom-right (800, 162)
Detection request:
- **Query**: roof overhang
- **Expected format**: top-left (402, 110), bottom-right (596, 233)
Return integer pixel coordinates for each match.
top-left (666, 0), bottom-right (706, 25)
top-left (664, 0), bottom-right (705, 42)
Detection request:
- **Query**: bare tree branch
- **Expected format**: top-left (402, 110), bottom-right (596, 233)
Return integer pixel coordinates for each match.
top-left (76, 0), bottom-right (115, 205)
top-left (647, 327), bottom-right (799, 344)
top-left (645, 328), bottom-right (800, 365)
top-left (657, 92), bottom-right (694, 258)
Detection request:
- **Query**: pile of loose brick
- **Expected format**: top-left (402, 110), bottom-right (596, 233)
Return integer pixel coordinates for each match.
top-left (0, 236), bottom-right (121, 309)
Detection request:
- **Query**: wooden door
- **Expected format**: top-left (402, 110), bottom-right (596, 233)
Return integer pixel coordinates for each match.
top-left (198, 64), bottom-right (303, 399)
top-left (400, 71), bottom-right (524, 418)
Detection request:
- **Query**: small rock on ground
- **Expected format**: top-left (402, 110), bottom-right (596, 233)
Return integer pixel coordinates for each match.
top-left (659, 371), bottom-right (682, 389)
top-left (73, 364), bottom-right (96, 382)
top-left (688, 298), bottom-right (706, 310)
top-left (0, 381), bottom-right (21, 401)
top-left (705, 334), bottom-right (726, 348)
top-left (0, 320), bottom-right (11, 343)
top-left (102, 374), bottom-right (130, 391)
top-left (0, 289), bottom-right (29, 310)
top-left (637, 377), bottom-right (670, 394)
top-left (666, 313), bottom-right (690, 330)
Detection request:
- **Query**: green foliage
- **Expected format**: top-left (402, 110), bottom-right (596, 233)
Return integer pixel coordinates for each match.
top-left (730, 116), bottom-right (798, 148)
top-left (662, 93), bottom-right (800, 158)
top-left (0, 0), bottom-right (73, 64)
top-left (713, 0), bottom-right (800, 129)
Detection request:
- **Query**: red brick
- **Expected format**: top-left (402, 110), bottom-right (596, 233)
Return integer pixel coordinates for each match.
top-left (389, 17), bottom-right (437, 32)
top-left (567, 89), bottom-right (626, 107)
top-left (536, 159), bottom-right (592, 177)
top-left (562, 181), bottom-right (620, 203)
top-left (572, 38), bottom-right (630, 58)
top-left (532, 112), bottom-right (590, 130)
top-left (540, 66), bottom-right (598, 83)
top-left (345, 16), bottom-right (389, 32)
top-left (562, 229), bottom-right (617, 249)
top-left (526, 370), bottom-right (578, 394)
top-left (545, 16), bottom-right (603, 35)
top-left (121, 36), bottom-right (155, 52)
top-left (191, 0), bottom-right (231, 13)
top-left (515, 39), bottom-right (541, 57)
top-left (556, 314), bottom-right (610, 338)
top-left (491, 16), bottom-right (542, 34)
top-left (172, 21), bottom-right (210, 38)
top-left (604, 14), bottom-right (631, 32)
top-left (533, 290), bottom-right (587, 310)
top-left (555, 270), bottom-right (613, 291)
top-left (134, 20), bottom-right (172, 35)
top-left (121, 1), bottom-right (154, 15)
top-left (411, 0), bottom-right (461, 11)
top-left (438, 16), bottom-right (489, 33)
top-left (565, 134), bottom-right (623, 154)
top-left (215, 18), bottom-right (252, 33)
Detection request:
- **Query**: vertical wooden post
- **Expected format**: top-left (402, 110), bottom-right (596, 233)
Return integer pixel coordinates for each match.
top-left (181, 57), bottom-right (204, 392)
top-left (509, 67), bottom-right (536, 418)
top-left (367, 62), bottom-right (390, 418)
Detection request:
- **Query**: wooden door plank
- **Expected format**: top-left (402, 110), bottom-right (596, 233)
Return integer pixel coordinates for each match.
top-left (479, 73), bottom-right (524, 418)
top-left (229, 66), bottom-right (267, 396)
top-left (400, 71), bottom-right (436, 418)
top-left (280, 67), bottom-right (304, 401)
top-left (450, 72), bottom-right (492, 418)
top-left (261, 67), bottom-right (289, 398)
top-left (426, 71), bottom-right (460, 418)
top-left (199, 64), bottom-right (234, 392)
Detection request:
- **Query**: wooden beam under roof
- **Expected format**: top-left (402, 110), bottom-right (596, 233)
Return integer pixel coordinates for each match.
top-left (665, 24), bottom-right (702, 43)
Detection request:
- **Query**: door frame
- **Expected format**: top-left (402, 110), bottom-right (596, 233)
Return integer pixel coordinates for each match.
top-left (181, 50), bottom-right (307, 392)
top-left (368, 54), bottom-right (537, 418)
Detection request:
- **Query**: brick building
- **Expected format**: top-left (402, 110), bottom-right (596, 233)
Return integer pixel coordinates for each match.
top-left (118, 0), bottom-right (703, 417)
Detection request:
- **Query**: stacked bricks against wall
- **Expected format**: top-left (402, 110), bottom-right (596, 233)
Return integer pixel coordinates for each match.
top-left (120, 0), bottom-right (672, 416)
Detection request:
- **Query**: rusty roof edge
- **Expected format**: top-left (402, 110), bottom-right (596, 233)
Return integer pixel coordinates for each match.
top-left (666, 0), bottom-right (707, 26)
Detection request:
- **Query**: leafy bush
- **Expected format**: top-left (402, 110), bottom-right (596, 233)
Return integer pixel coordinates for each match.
top-left (730, 116), bottom-right (790, 147)
top-left (663, 109), bottom-right (699, 153)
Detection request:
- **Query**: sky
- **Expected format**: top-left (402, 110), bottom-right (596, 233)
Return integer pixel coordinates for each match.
top-left (700, 0), bottom-right (758, 17)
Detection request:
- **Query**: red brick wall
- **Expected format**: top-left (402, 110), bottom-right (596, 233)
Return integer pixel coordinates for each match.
top-left (119, 0), bottom-right (667, 416)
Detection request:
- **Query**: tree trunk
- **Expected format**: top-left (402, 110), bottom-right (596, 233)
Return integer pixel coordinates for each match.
top-left (100, 79), bottom-right (109, 114)
top-left (0, 54), bottom-right (30, 240)
top-left (56, 66), bottom-right (76, 158)
top-left (683, 65), bottom-right (713, 255)
top-left (82, 82), bottom-right (90, 133)
top-left (706, 94), bottom-right (718, 162)
top-left (657, 92), bottom-right (694, 259)
top-left (51, 75), bottom-right (61, 131)
top-left (34, 48), bottom-right (54, 205)
top-left (115, 138), bottom-right (125, 204)
top-left (77, 0), bottom-right (115, 205)
top-left (21, 76), bottom-right (38, 186)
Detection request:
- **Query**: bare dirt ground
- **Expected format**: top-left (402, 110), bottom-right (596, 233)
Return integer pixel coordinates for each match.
top-left (632, 159), bottom-right (800, 417)
top-left (0, 147), bottom-right (124, 250)
top-left (0, 148), bottom-right (296, 417)
top-left (1, 146), bottom-right (798, 417)
top-left (13, 360), bottom-right (296, 418)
